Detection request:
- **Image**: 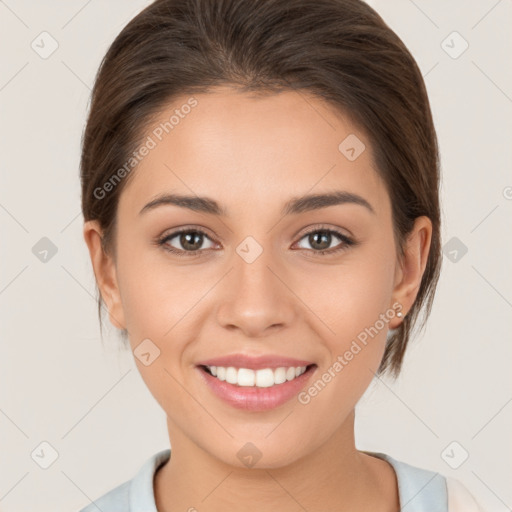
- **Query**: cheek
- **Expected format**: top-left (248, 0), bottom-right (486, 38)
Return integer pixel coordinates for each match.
top-left (115, 243), bottom-right (208, 341)
top-left (299, 247), bottom-right (395, 393)
top-left (298, 247), bottom-right (396, 345)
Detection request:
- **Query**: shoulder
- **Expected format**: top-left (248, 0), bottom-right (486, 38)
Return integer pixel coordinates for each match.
top-left (376, 452), bottom-right (448, 510)
top-left (363, 451), bottom-right (485, 512)
top-left (78, 479), bottom-right (130, 512)
top-left (76, 449), bottom-right (171, 512)
top-left (446, 476), bottom-right (485, 512)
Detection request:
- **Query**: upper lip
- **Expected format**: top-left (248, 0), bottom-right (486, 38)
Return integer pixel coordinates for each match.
top-left (196, 354), bottom-right (315, 370)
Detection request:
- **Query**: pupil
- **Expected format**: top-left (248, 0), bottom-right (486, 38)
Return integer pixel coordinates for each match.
top-left (310, 231), bottom-right (330, 250)
top-left (181, 232), bottom-right (202, 251)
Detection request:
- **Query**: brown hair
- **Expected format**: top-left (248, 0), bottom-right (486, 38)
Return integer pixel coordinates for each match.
top-left (80, 0), bottom-right (442, 377)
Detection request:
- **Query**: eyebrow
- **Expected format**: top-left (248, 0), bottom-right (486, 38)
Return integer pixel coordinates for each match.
top-left (139, 190), bottom-right (375, 217)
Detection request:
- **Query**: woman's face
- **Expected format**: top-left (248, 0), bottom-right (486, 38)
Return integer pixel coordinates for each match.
top-left (85, 86), bottom-right (429, 468)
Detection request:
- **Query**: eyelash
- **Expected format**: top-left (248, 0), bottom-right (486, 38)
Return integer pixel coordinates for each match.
top-left (155, 225), bottom-right (357, 258)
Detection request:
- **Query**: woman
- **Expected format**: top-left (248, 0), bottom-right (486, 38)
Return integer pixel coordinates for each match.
top-left (80, 0), bottom-right (483, 510)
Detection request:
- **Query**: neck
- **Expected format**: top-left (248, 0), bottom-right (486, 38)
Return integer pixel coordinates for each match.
top-left (154, 409), bottom-right (399, 512)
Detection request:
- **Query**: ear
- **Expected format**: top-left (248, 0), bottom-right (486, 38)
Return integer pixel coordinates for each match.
top-left (389, 215), bottom-right (432, 329)
top-left (83, 220), bottom-right (126, 331)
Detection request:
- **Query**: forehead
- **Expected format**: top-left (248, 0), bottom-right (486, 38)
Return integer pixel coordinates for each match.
top-left (119, 86), bottom-right (389, 219)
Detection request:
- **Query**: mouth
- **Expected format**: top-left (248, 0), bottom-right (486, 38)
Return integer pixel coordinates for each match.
top-left (196, 363), bottom-right (318, 411)
top-left (199, 364), bottom-right (315, 387)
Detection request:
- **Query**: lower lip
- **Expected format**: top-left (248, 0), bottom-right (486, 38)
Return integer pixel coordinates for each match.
top-left (196, 365), bottom-right (317, 411)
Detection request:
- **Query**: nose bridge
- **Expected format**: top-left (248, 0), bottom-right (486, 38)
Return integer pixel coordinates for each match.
top-left (234, 242), bottom-right (276, 296)
top-left (215, 234), bottom-right (294, 335)
top-left (233, 234), bottom-right (280, 301)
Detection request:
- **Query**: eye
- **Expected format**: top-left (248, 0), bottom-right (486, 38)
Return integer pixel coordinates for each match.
top-left (293, 227), bottom-right (356, 256)
top-left (155, 225), bottom-right (356, 258)
top-left (156, 227), bottom-right (216, 257)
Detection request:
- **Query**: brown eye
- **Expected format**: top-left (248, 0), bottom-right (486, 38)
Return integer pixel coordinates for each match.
top-left (158, 228), bottom-right (216, 256)
top-left (177, 231), bottom-right (205, 251)
top-left (295, 228), bottom-right (355, 255)
top-left (306, 230), bottom-right (333, 250)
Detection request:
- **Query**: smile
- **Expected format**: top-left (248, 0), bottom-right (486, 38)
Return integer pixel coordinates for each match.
top-left (202, 365), bottom-right (309, 387)
top-left (196, 363), bottom-right (317, 411)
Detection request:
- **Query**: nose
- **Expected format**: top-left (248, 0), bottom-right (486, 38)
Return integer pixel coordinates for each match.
top-left (215, 245), bottom-right (296, 338)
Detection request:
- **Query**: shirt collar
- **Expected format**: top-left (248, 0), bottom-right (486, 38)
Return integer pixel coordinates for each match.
top-left (364, 451), bottom-right (448, 511)
top-left (129, 448), bottom-right (171, 512)
top-left (128, 449), bottom-right (447, 512)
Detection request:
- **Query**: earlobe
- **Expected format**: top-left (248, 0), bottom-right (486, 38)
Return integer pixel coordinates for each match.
top-left (390, 216), bottom-right (432, 329)
top-left (83, 220), bottom-right (126, 330)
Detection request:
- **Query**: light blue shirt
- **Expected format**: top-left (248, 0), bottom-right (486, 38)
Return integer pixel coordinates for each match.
top-left (78, 448), bottom-right (450, 511)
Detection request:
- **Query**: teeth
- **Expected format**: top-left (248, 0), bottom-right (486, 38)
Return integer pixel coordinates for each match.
top-left (238, 367), bottom-right (255, 386)
top-left (255, 368), bottom-right (274, 387)
top-left (286, 367), bottom-right (296, 381)
top-left (205, 365), bottom-right (308, 387)
top-left (226, 366), bottom-right (238, 384)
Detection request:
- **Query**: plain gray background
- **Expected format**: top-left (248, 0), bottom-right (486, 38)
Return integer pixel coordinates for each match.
top-left (0, 1), bottom-right (511, 511)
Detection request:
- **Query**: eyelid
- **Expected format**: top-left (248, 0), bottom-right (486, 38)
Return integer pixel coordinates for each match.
top-left (295, 223), bottom-right (353, 240)
top-left (159, 224), bottom-right (217, 241)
